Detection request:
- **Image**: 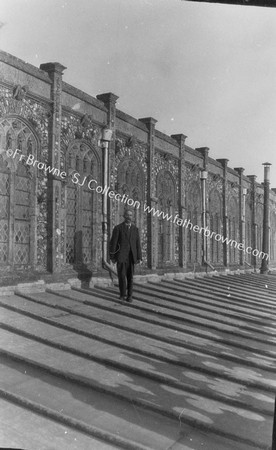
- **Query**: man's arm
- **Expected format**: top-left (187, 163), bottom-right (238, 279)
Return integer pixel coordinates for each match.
top-left (136, 228), bottom-right (142, 262)
top-left (110, 226), bottom-right (119, 262)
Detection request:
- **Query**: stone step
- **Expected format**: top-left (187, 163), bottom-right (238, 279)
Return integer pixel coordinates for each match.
top-left (166, 279), bottom-right (276, 315)
top-left (92, 286), bottom-right (276, 357)
top-left (1, 272), bottom-right (276, 449)
top-left (0, 360), bottom-right (258, 450)
top-left (159, 280), bottom-right (276, 321)
top-left (229, 273), bottom-right (276, 289)
top-left (196, 275), bottom-right (276, 300)
top-left (1, 296), bottom-right (276, 393)
top-left (131, 281), bottom-right (276, 328)
top-left (0, 397), bottom-right (118, 450)
top-left (0, 328), bottom-right (272, 449)
top-left (0, 306), bottom-right (274, 416)
top-left (175, 278), bottom-right (276, 309)
top-left (11, 289), bottom-right (276, 371)
top-left (0, 354), bottom-right (167, 450)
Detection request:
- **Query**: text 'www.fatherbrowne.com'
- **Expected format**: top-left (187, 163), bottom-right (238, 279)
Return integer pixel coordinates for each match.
top-left (143, 203), bottom-right (269, 261)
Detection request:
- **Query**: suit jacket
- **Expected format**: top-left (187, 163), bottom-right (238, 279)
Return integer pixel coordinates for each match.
top-left (110, 222), bottom-right (142, 264)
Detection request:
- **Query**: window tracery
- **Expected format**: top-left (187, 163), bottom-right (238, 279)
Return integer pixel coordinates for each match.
top-left (156, 170), bottom-right (176, 266)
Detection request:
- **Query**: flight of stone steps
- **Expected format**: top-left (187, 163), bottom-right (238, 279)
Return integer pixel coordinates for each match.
top-left (1, 272), bottom-right (276, 450)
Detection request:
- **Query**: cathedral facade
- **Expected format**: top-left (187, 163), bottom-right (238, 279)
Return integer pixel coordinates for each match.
top-left (0, 51), bottom-right (275, 283)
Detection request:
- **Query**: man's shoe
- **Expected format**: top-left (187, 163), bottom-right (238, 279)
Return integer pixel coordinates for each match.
top-left (119, 295), bottom-right (127, 303)
top-left (126, 296), bottom-right (133, 303)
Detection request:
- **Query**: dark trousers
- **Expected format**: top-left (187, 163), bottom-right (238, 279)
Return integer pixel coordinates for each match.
top-left (117, 253), bottom-right (134, 297)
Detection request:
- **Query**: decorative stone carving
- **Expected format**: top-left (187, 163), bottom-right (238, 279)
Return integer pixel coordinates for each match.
top-left (61, 113), bottom-right (100, 147)
top-left (153, 151), bottom-right (179, 196)
top-left (12, 84), bottom-right (29, 101)
top-left (256, 193), bottom-right (264, 204)
top-left (125, 135), bottom-right (137, 148)
top-left (184, 163), bottom-right (200, 188)
top-left (191, 163), bottom-right (200, 172)
top-left (156, 169), bottom-right (177, 266)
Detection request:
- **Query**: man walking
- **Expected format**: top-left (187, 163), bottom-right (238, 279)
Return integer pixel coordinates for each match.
top-left (110, 209), bottom-right (142, 303)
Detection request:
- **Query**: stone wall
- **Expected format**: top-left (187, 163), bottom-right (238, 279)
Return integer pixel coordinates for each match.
top-left (0, 50), bottom-right (275, 280)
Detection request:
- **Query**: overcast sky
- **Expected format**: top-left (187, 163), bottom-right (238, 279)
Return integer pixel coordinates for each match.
top-left (1, 0), bottom-right (276, 186)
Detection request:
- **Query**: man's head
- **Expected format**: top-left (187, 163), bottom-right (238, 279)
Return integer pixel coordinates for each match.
top-left (123, 209), bottom-right (133, 224)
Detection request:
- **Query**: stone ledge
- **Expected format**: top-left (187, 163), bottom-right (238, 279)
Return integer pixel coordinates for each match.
top-left (91, 278), bottom-right (113, 288)
top-left (0, 286), bottom-right (15, 296)
top-left (135, 274), bottom-right (161, 283)
top-left (67, 278), bottom-right (82, 289)
top-left (45, 283), bottom-right (71, 291)
top-left (7, 277), bottom-right (82, 294)
top-left (15, 280), bottom-right (46, 295)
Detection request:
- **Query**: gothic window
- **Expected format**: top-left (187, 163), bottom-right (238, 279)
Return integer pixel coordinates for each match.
top-left (65, 140), bottom-right (99, 267)
top-left (83, 156), bottom-right (88, 173)
top-left (76, 155), bottom-right (80, 172)
top-left (68, 152), bottom-right (72, 168)
top-left (245, 199), bottom-right (252, 265)
top-left (132, 188), bottom-right (140, 226)
top-left (0, 154), bottom-right (9, 265)
top-left (116, 158), bottom-right (145, 228)
top-left (66, 184), bottom-right (77, 264)
top-left (210, 213), bottom-right (221, 264)
top-left (14, 163), bottom-right (31, 264)
top-left (186, 182), bottom-right (201, 265)
top-left (156, 170), bottom-right (176, 266)
top-left (228, 197), bottom-right (239, 265)
top-left (270, 211), bottom-right (276, 263)
top-left (6, 130), bottom-right (13, 150)
top-left (186, 211), bottom-right (192, 263)
top-left (0, 117), bottom-right (37, 269)
top-left (256, 204), bottom-right (263, 262)
top-left (209, 190), bottom-right (222, 265)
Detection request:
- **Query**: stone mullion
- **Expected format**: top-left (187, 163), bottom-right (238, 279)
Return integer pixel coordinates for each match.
top-left (40, 62), bottom-right (66, 272)
top-left (139, 117), bottom-right (157, 269)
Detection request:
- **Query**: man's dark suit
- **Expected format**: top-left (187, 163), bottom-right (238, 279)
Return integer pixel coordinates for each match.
top-left (110, 222), bottom-right (142, 299)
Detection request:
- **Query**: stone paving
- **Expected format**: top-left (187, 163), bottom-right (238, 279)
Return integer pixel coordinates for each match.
top-left (0, 272), bottom-right (275, 449)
